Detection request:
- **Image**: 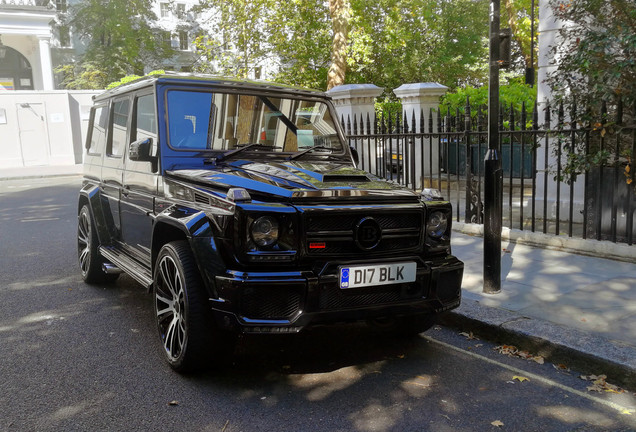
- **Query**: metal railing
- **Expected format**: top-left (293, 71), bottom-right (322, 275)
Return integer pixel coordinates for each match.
top-left (344, 99), bottom-right (635, 246)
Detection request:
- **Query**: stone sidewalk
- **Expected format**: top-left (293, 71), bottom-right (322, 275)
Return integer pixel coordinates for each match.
top-left (444, 228), bottom-right (636, 389)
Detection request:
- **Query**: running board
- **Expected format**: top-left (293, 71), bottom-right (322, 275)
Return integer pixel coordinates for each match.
top-left (100, 246), bottom-right (153, 289)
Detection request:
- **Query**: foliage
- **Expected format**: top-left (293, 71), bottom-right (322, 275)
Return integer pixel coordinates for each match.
top-left (346, 0), bottom-right (490, 90)
top-left (502, 0), bottom-right (539, 75)
top-left (546, 0), bottom-right (635, 184)
top-left (57, 0), bottom-right (174, 89)
top-left (192, 0), bottom-right (274, 78)
top-left (54, 62), bottom-right (110, 90)
top-left (105, 70), bottom-right (165, 90)
top-left (266, 0), bottom-right (332, 89)
top-left (439, 82), bottom-right (537, 117)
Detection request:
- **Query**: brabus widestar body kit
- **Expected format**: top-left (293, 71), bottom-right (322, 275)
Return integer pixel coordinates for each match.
top-left (77, 73), bottom-right (463, 372)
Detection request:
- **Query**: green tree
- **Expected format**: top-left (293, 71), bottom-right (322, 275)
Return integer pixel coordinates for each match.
top-left (546, 0), bottom-right (635, 184)
top-left (267, 0), bottom-right (332, 89)
top-left (502, 0), bottom-right (539, 74)
top-left (193, 0), bottom-right (274, 78)
top-left (58, 0), bottom-right (173, 89)
top-left (346, 0), bottom-right (490, 91)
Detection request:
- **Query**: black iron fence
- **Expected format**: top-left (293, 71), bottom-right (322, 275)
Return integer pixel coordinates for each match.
top-left (344, 99), bottom-right (636, 246)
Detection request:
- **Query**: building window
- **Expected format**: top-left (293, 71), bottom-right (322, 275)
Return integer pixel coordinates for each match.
top-left (59, 26), bottom-right (71, 48)
top-left (162, 31), bottom-right (172, 49)
top-left (160, 2), bottom-right (170, 18)
top-left (56, 0), bottom-right (67, 12)
top-left (176, 3), bottom-right (186, 19)
top-left (179, 31), bottom-right (189, 51)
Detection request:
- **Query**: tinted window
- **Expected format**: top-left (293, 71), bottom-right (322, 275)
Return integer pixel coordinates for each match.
top-left (166, 90), bottom-right (342, 153)
top-left (135, 94), bottom-right (157, 142)
top-left (87, 105), bottom-right (108, 155)
top-left (108, 98), bottom-right (130, 157)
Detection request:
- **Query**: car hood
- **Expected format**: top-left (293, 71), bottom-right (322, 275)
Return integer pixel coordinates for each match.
top-left (166, 159), bottom-right (419, 202)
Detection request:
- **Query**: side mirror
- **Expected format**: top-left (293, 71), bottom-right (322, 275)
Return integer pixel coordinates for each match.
top-left (349, 145), bottom-right (359, 166)
top-left (129, 138), bottom-right (153, 162)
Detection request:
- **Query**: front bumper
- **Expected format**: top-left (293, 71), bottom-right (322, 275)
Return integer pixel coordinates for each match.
top-left (210, 255), bottom-right (463, 333)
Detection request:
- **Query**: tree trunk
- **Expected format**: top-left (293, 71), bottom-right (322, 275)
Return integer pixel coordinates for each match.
top-left (327, 0), bottom-right (349, 90)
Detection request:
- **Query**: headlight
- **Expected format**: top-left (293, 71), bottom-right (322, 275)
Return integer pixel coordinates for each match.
top-left (426, 211), bottom-right (448, 238)
top-left (250, 216), bottom-right (279, 247)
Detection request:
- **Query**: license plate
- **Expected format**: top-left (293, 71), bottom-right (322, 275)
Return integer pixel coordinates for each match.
top-left (339, 262), bottom-right (417, 289)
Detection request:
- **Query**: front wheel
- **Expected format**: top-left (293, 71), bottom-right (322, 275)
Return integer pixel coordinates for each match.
top-left (153, 241), bottom-right (236, 373)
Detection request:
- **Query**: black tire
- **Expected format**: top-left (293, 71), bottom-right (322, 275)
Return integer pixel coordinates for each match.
top-left (77, 205), bottom-right (119, 284)
top-left (368, 314), bottom-right (436, 338)
top-left (153, 241), bottom-right (236, 373)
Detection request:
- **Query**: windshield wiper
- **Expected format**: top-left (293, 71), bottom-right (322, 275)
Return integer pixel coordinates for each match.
top-left (212, 143), bottom-right (274, 163)
top-left (286, 146), bottom-right (334, 161)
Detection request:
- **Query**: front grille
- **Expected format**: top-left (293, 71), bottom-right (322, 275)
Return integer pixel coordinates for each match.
top-left (304, 210), bottom-right (422, 256)
top-left (319, 281), bottom-right (425, 310)
top-left (241, 286), bottom-right (301, 320)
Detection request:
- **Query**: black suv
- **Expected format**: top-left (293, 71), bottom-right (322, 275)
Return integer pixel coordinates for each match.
top-left (77, 73), bottom-right (463, 372)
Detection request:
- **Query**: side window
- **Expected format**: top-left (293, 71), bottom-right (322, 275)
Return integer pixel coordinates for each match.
top-left (87, 105), bottom-right (108, 155)
top-left (134, 94), bottom-right (157, 143)
top-left (126, 93), bottom-right (158, 173)
top-left (108, 98), bottom-right (130, 157)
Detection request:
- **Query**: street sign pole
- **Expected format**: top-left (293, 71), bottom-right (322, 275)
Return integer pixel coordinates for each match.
top-left (484, 0), bottom-right (503, 294)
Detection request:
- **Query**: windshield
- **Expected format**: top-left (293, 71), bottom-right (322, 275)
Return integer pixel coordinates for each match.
top-left (166, 89), bottom-right (343, 155)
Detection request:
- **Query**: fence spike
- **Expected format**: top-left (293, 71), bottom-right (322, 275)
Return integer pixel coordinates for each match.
top-left (353, 113), bottom-right (358, 135)
top-left (420, 109), bottom-right (425, 134)
top-left (374, 111), bottom-right (378, 135)
top-left (509, 103), bottom-right (515, 131)
top-left (346, 115), bottom-right (351, 135)
top-left (521, 102), bottom-right (527, 131)
top-left (411, 110), bottom-right (416, 135)
top-left (366, 112), bottom-right (371, 136)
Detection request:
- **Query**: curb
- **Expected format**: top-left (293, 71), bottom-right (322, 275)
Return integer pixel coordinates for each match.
top-left (453, 221), bottom-right (636, 264)
top-left (0, 166), bottom-right (83, 182)
top-left (439, 298), bottom-right (636, 390)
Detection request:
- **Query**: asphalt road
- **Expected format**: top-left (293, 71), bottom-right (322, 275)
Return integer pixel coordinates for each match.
top-left (1, 176), bottom-right (635, 432)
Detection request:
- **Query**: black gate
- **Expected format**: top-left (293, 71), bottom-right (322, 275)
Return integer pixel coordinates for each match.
top-left (344, 99), bottom-right (635, 246)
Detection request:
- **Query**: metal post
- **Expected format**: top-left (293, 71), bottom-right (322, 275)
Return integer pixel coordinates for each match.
top-left (484, 0), bottom-right (502, 294)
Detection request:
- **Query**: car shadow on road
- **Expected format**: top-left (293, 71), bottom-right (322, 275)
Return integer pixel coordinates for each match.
top-left (217, 323), bottom-right (427, 377)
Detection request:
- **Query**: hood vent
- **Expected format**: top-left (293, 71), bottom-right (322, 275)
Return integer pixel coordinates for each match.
top-left (322, 174), bottom-right (370, 183)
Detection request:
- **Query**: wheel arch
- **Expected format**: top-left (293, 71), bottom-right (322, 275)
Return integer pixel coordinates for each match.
top-left (152, 211), bottom-right (225, 298)
top-left (78, 184), bottom-right (111, 247)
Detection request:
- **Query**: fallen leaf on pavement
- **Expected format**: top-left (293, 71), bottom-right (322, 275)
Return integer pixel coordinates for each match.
top-left (459, 331), bottom-right (479, 340)
top-left (491, 420), bottom-right (504, 427)
top-left (513, 376), bottom-right (529, 383)
top-left (168, 400), bottom-right (179, 406)
top-left (580, 374), bottom-right (625, 394)
top-left (553, 363), bottom-right (570, 372)
top-left (495, 345), bottom-right (544, 365)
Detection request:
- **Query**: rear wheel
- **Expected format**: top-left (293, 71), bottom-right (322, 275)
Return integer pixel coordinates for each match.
top-left (77, 205), bottom-right (118, 284)
top-left (154, 241), bottom-right (236, 373)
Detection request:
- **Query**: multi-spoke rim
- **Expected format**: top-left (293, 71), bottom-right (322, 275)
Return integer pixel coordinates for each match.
top-left (77, 210), bottom-right (91, 276)
top-left (155, 255), bottom-right (187, 361)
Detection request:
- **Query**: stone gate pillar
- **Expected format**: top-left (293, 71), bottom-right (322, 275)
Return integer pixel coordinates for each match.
top-left (393, 83), bottom-right (448, 187)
